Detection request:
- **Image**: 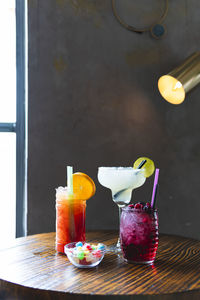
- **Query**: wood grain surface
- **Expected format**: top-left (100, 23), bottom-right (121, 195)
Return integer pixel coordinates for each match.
top-left (1, 231), bottom-right (200, 300)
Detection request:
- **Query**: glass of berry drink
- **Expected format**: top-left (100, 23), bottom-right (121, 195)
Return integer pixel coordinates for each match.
top-left (120, 202), bottom-right (159, 264)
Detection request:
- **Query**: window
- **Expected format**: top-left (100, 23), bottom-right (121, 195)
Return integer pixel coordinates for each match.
top-left (0, 0), bottom-right (26, 246)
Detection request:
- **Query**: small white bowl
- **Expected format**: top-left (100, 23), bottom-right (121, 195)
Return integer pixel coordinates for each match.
top-left (64, 242), bottom-right (106, 268)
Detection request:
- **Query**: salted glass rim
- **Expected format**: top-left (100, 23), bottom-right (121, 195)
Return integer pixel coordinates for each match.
top-left (98, 167), bottom-right (143, 173)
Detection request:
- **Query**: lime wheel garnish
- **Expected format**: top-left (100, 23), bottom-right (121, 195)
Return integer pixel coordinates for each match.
top-left (133, 157), bottom-right (155, 178)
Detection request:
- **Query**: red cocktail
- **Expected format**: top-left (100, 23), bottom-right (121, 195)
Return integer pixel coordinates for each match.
top-left (56, 187), bottom-right (86, 253)
top-left (56, 171), bottom-right (96, 254)
top-left (120, 203), bottom-right (159, 264)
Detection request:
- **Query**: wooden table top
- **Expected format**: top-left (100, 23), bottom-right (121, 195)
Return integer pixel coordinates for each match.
top-left (1, 231), bottom-right (200, 300)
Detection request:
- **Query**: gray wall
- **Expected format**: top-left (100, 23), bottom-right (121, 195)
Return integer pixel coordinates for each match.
top-left (28, 0), bottom-right (200, 239)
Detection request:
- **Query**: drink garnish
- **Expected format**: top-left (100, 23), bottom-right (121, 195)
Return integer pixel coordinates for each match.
top-left (133, 157), bottom-right (155, 178)
top-left (73, 172), bottom-right (96, 200)
top-left (128, 201), bottom-right (153, 212)
top-left (134, 203), bottom-right (143, 209)
top-left (150, 168), bottom-right (160, 209)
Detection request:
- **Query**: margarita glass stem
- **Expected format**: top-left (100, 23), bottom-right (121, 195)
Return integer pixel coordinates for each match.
top-left (116, 205), bottom-right (124, 250)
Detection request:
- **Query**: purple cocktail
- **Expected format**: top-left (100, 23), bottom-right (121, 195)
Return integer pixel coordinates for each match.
top-left (120, 203), bottom-right (159, 264)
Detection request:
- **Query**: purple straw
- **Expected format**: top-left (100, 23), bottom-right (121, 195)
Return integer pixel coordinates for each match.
top-left (151, 169), bottom-right (160, 209)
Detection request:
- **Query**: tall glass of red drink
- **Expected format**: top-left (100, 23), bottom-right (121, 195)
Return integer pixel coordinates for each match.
top-left (120, 203), bottom-right (159, 264)
top-left (56, 187), bottom-right (86, 253)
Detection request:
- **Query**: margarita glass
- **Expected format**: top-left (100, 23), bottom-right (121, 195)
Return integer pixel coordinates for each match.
top-left (97, 167), bottom-right (146, 252)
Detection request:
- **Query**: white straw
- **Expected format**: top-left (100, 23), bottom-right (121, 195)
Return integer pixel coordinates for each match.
top-left (67, 166), bottom-right (73, 195)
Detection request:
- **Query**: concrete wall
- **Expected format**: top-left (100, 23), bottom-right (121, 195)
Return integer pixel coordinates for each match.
top-left (28, 0), bottom-right (200, 239)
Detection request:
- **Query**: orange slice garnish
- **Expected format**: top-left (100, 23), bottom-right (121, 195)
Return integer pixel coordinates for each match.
top-left (73, 172), bottom-right (96, 200)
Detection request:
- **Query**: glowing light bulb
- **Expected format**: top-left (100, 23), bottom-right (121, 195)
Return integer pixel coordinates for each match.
top-left (158, 75), bottom-right (185, 105)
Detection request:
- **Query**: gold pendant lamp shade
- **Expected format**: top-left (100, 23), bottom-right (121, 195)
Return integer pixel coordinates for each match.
top-left (158, 52), bottom-right (200, 104)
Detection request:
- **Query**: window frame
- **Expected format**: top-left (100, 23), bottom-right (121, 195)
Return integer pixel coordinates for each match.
top-left (0, 0), bottom-right (27, 238)
top-left (16, 0), bottom-right (27, 238)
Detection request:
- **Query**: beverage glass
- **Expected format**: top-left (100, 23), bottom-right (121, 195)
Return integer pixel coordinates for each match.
top-left (56, 187), bottom-right (86, 253)
top-left (97, 167), bottom-right (146, 252)
top-left (120, 206), bottom-right (159, 264)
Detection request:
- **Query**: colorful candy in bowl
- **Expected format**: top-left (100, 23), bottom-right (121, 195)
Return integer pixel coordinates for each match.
top-left (64, 241), bottom-right (106, 268)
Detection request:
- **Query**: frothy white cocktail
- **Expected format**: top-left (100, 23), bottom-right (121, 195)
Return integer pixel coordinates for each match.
top-left (98, 167), bottom-right (146, 207)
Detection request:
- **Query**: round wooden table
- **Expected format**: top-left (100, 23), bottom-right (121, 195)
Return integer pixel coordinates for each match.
top-left (1, 231), bottom-right (200, 300)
